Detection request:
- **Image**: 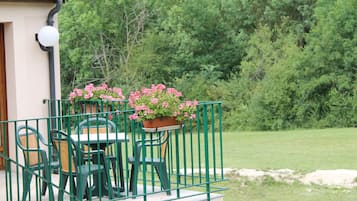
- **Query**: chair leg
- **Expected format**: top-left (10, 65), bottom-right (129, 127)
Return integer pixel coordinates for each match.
top-left (98, 157), bottom-right (113, 199)
top-left (110, 159), bottom-right (118, 187)
top-left (58, 174), bottom-right (69, 201)
top-left (76, 173), bottom-right (89, 200)
top-left (41, 172), bottom-right (47, 196)
top-left (117, 144), bottom-right (125, 192)
top-left (155, 164), bottom-right (171, 195)
top-left (129, 164), bottom-right (135, 192)
top-left (71, 176), bottom-right (77, 195)
top-left (84, 183), bottom-right (90, 200)
top-left (22, 168), bottom-right (33, 201)
top-left (42, 166), bottom-right (55, 201)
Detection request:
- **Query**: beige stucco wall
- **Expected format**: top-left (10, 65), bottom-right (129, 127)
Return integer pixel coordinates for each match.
top-left (0, 2), bottom-right (61, 162)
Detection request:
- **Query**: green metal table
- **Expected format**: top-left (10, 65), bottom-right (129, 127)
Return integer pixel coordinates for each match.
top-left (71, 132), bottom-right (128, 197)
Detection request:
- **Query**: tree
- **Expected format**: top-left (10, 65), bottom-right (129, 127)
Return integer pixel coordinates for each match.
top-left (297, 0), bottom-right (357, 127)
top-left (59, 0), bottom-right (149, 96)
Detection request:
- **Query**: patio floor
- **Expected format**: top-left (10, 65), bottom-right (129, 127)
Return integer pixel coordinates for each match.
top-left (0, 170), bottom-right (223, 201)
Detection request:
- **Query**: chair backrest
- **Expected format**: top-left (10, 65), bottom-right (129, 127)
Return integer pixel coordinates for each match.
top-left (139, 130), bottom-right (170, 162)
top-left (50, 130), bottom-right (77, 173)
top-left (160, 131), bottom-right (170, 160)
top-left (75, 117), bottom-right (117, 135)
top-left (16, 125), bottom-right (46, 166)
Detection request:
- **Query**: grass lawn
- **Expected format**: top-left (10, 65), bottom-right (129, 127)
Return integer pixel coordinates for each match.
top-left (220, 127), bottom-right (357, 201)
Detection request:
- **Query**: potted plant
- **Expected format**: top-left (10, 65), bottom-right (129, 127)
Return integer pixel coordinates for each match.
top-left (128, 84), bottom-right (198, 128)
top-left (68, 83), bottom-right (125, 114)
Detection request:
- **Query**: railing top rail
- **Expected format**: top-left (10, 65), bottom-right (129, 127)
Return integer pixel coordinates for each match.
top-left (0, 110), bottom-right (135, 123)
top-left (0, 100), bottom-right (222, 123)
top-left (43, 99), bottom-right (222, 106)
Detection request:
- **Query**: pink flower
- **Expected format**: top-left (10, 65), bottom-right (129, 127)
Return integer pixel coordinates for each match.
top-left (193, 100), bottom-right (199, 106)
top-left (113, 87), bottom-right (125, 99)
top-left (84, 83), bottom-right (95, 93)
top-left (69, 92), bottom-right (76, 99)
top-left (144, 109), bottom-right (154, 115)
top-left (127, 84), bottom-right (197, 122)
top-left (129, 91), bottom-right (142, 107)
top-left (100, 83), bottom-right (108, 90)
top-left (129, 113), bottom-right (139, 120)
top-left (135, 105), bottom-right (147, 111)
top-left (179, 103), bottom-right (185, 110)
top-left (167, 88), bottom-right (182, 97)
top-left (162, 101), bottom-right (169, 108)
top-left (190, 114), bottom-right (196, 119)
top-left (185, 101), bottom-right (192, 106)
top-left (84, 92), bottom-right (93, 99)
top-left (142, 89), bottom-right (151, 96)
top-left (152, 84), bottom-right (166, 92)
top-left (151, 98), bottom-right (159, 104)
top-left (75, 88), bottom-right (83, 96)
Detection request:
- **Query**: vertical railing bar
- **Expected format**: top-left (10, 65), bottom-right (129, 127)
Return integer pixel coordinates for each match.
top-left (182, 124), bottom-right (187, 186)
top-left (211, 104), bottom-right (217, 180)
top-left (189, 119), bottom-right (194, 186)
top-left (175, 128), bottom-right (180, 198)
top-left (128, 118), bottom-right (135, 197)
top-left (35, 119), bottom-right (43, 201)
top-left (13, 121), bottom-right (19, 201)
top-left (5, 121), bottom-right (13, 201)
top-left (142, 128), bottom-right (147, 201)
top-left (165, 130), bottom-right (170, 194)
top-left (150, 132), bottom-right (155, 192)
top-left (159, 131), bottom-right (163, 193)
top-left (218, 102), bottom-right (224, 179)
top-left (25, 120), bottom-right (33, 201)
top-left (104, 113), bottom-right (109, 201)
top-left (68, 120), bottom-right (75, 201)
top-left (196, 105), bottom-right (202, 183)
top-left (203, 104), bottom-right (211, 200)
top-left (124, 111), bottom-right (130, 197)
top-left (169, 130), bottom-right (173, 175)
top-left (167, 129), bottom-right (172, 194)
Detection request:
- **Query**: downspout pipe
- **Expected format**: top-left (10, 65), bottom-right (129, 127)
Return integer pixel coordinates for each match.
top-left (45, 0), bottom-right (63, 129)
top-left (47, 0), bottom-right (63, 26)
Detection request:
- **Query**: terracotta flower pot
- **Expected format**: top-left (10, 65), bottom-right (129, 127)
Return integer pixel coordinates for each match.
top-left (81, 103), bottom-right (99, 114)
top-left (142, 117), bottom-right (181, 128)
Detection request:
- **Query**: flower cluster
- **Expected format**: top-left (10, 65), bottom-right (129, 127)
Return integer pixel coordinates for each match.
top-left (128, 84), bottom-right (198, 122)
top-left (68, 83), bottom-right (125, 103)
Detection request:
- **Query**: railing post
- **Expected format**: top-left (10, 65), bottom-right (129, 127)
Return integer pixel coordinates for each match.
top-left (203, 104), bottom-right (211, 200)
top-left (175, 128), bottom-right (181, 197)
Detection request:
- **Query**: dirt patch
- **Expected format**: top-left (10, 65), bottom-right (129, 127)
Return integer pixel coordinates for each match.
top-left (225, 168), bottom-right (357, 188)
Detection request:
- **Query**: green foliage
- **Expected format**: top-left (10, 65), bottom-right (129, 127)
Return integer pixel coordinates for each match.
top-left (220, 25), bottom-right (302, 130)
top-left (152, 0), bottom-right (248, 79)
top-left (296, 0), bottom-right (357, 128)
top-left (59, 0), bottom-right (355, 130)
top-left (59, 0), bottom-right (149, 96)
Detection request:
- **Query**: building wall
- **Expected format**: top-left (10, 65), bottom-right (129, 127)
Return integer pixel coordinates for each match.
top-left (0, 2), bottom-right (61, 162)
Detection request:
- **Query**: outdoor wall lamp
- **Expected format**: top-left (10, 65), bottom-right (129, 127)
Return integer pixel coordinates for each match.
top-left (37, 25), bottom-right (59, 47)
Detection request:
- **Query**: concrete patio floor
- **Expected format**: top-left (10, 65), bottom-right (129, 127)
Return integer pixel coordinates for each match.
top-left (0, 170), bottom-right (223, 201)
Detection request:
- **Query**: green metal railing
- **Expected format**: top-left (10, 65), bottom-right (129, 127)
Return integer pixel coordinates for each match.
top-left (0, 100), bottom-right (226, 201)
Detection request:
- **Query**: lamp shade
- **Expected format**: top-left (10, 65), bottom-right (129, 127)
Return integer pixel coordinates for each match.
top-left (37, 26), bottom-right (59, 47)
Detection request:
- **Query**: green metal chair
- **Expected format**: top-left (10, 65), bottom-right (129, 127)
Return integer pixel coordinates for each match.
top-left (129, 130), bottom-right (171, 196)
top-left (16, 125), bottom-right (59, 201)
top-left (75, 117), bottom-right (124, 191)
top-left (50, 129), bottom-right (113, 201)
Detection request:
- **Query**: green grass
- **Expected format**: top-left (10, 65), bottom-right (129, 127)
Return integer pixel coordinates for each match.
top-left (221, 177), bottom-right (357, 201)
top-left (220, 128), bottom-right (357, 201)
top-left (223, 128), bottom-right (357, 170)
